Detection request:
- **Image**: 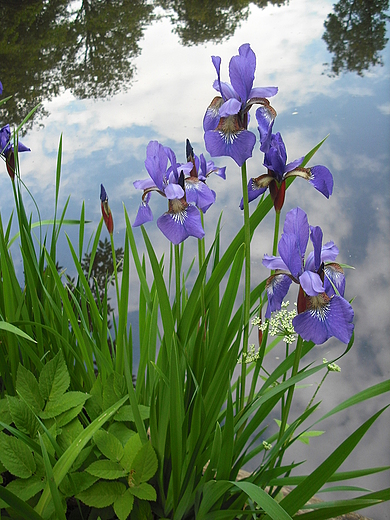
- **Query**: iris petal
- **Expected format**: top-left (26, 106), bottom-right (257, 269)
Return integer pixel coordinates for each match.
top-left (265, 274), bottom-right (292, 318)
top-left (293, 294), bottom-right (354, 344)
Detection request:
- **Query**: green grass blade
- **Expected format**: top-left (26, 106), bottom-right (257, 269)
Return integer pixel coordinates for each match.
top-left (233, 482), bottom-right (293, 520)
top-left (0, 321), bottom-right (36, 342)
top-left (38, 433), bottom-right (67, 520)
top-left (278, 406), bottom-right (389, 516)
top-left (0, 486), bottom-right (45, 520)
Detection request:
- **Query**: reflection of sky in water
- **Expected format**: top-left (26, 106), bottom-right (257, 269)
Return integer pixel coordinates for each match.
top-left (1, 0), bottom-right (389, 516)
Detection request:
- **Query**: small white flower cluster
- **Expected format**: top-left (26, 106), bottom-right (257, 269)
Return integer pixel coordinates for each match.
top-left (322, 358), bottom-right (341, 372)
top-left (238, 344), bottom-right (259, 364)
top-left (262, 440), bottom-right (272, 450)
top-left (254, 301), bottom-right (297, 345)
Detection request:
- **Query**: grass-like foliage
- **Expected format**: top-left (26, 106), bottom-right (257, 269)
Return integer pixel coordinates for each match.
top-left (0, 61), bottom-right (389, 519)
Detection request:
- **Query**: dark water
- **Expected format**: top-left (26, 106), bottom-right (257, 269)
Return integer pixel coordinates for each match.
top-left (1, 1), bottom-right (389, 517)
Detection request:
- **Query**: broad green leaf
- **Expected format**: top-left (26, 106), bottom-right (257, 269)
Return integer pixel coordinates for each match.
top-left (131, 441), bottom-right (158, 485)
top-left (108, 422), bottom-right (136, 446)
top-left (94, 429), bottom-right (124, 461)
top-left (35, 395), bottom-right (128, 516)
top-left (59, 472), bottom-right (98, 497)
top-left (130, 482), bottom-right (157, 501)
top-left (56, 418), bottom-right (84, 452)
top-left (7, 395), bottom-right (39, 438)
top-left (86, 459), bottom-right (127, 479)
top-left (6, 475), bottom-right (45, 502)
top-left (0, 432), bottom-right (36, 478)
top-left (76, 480), bottom-right (126, 508)
top-left (40, 391), bottom-right (90, 419)
top-left (114, 488), bottom-right (134, 520)
top-left (39, 351), bottom-right (70, 402)
top-left (121, 433), bottom-right (142, 471)
top-left (0, 399), bottom-right (12, 429)
top-left (114, 404), bottom-right (150, 422)
top-left (16, 364), bottom-right (44, 413)
top-left (56, 402), bottom-right (85, 427)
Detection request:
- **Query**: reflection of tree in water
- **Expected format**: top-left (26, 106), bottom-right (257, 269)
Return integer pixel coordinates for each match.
top-left (323, 0), bottom-right (390, 76)
top-left (81, 238), bottom-right (124, 328)
top-left (62, 238), bottom-right (124, 329)
top-left (0, 0), bottom-right (153, 128)
top-left (62, 0), bottom-right (153, 99)
top-left (157, 0), bottom-right (286, 46)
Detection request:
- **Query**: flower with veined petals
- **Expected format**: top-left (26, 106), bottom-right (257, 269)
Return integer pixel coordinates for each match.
top-left (0, 124), bottom-right (30, 180)
top-left (185, 139), bottom-right (225, 213)
top-left (133, 140), bottom-right (205, 245)
top-left (262, 207), bottom-right (354, 345)
top-left (100, 184), bottom-right (114, 235)
top-left (240, 120), bottom-right (333, 212)
top-left (203, 43), bottom-right (278, 167)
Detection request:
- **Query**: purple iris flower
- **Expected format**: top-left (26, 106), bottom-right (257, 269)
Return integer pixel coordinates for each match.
top-left (0, 124), bottom-right (31, 180)
top-left (262, 207), bottom-right (354, 345)
top-left (0, 80), bottom-right (3, 95)
top-left (203, 43), bottom-right (278, 167)
top-left (184, 139), bottom-right (225, 213)
top-left (240, 117), bottom-right (333, 211)
top-left (133, 140), bottom-right (206, 245)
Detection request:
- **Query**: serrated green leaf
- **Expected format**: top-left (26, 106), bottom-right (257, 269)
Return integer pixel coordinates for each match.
top-left (94, 429), bottom-right (124, 462)
top-left (6, 475), bottom-right (45, 502)
top-left (0, 432), bottom-right (36, 478)
top-left (7, 395), bottom-right (39, 438)
top-left (76, 480), bottom-right (126, 508)
top-left (114, 404), bottom-right (150, 422)
top-left (130, 482), bottom-right (156, 501)
top-left (108, 423), bottom-right (136, 446)
top-left (40, 391), bottom-right (90, 419)
top-left (39, 351), bottom-right (70, 402)
top-left (0, 399), bottom-right (12, 429)
top-left (114, 488), bottom-right (134, 520)
top-left (16, 365), bottom-right (44, 413)
top-left (121, 433), bottom-right (142, 471)
top-left (132, 442), bottom-right (158, 485)
top-left (57, 418), bottom-right (84, 452)
top-left (86, 459), bottom-right (127, 480)
top-left (56, 402), bottom-right (85, 427)
top-left (59, 472), bottom-right (98, 497)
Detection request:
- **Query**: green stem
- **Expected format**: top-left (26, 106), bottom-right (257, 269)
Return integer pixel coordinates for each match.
top-left (272, 210), bottom-right (281, 257)
top-left (110, 234), bottom-right (120, 306)
top-left (278, 335), bottom-right (304, 443)
top-left (198, 212), bottom-right (206, 318)
top-left (239, 161), bottom-right (251, 411)
top-left (306, 369), bottom-right (329, 412)
top-left (175, 244), bottom-right (181, 327)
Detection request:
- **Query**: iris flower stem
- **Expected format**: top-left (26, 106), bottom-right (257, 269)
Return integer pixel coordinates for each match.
top-left (175, 244), bottom-right (181, 327)
top-left (239, 160), bottom-right (251, 411)
top-left (278, 335), bottom-right (304, 444)
top-left (272, 210), bottom-right (281, 258)
top-left (110, 234), bottom-right (120, 306)
top-left (198, 213), bottom-right (206, 318)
